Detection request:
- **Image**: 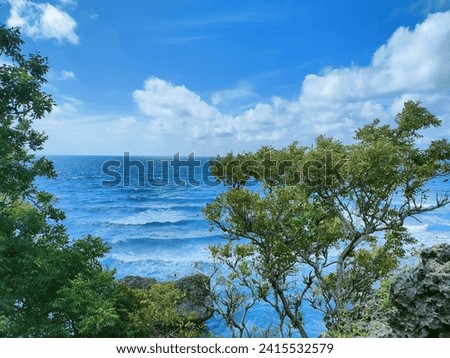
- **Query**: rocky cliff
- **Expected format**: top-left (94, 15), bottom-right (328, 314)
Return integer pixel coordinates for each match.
top-left (388, 243), bottom-right (450, 337)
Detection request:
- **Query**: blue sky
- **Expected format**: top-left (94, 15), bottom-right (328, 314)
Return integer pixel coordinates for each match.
top-left (1, 0), bottom-right (450, 155)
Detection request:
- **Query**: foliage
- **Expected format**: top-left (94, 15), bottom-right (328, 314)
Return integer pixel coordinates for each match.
top-left (52, 270), bottom-right (136, 337)
top-left (203, 100), bottom-right (450, 337)
top-left (128, 282), bottom-right (206, 338)
top-left (0, 26), bottom-right (55, 205)
top-left (0, 25), bottom-right (203, 338)
top-left (325, 276), bottom-right (396, 338)
top-left (326, 324), bottom-right (369, 338)
top-left (377, 278), bottom-right (394, 310)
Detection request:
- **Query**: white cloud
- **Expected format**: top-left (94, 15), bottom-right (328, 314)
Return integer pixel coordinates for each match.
top-left (294, 11), bottom-right (450, 143)
top-left (132, 10), bottom-right (450, 152)
top-left (6, 0), bottom-right (79, 44)
top-left (134, 77), bottom-right (220, 122)
top-left (51, 95), bottom-right (82, 116)
top-left (39, 11), bottom-right (450, 155)
top-left (211, 83), bottom-right (257, 107)
top-left (60, 70), bottom-right (75, 80)
top-left (300, 11), bottom-right (450, 101)
top-left (48, 69), bottom-right (75, 81)
top-left (129, 11), bottom-right (450, 153)
top-left (132, 77), bottom-right (231, 144)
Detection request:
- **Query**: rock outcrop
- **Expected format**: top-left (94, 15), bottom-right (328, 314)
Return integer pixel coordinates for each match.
top-left (325, 243), bottom-right (450, 337)
top-left (120, 276), bottom-right (157, 289)
top-left (119, 273), bottom-right (213, 323)
top-left (173, 274), bottom-right (213, 323)
top-left (388, 243), bottom-right (450, 337)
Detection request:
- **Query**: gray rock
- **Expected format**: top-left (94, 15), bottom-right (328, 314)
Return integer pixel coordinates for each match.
top-left (324, 244), bottom-right (450, 337)
top-left (389, 243), bottom-right (450, 337)
top-left (120, 276), bottom-right (157, 289)
top-left (328, 297), bottom-right (397, 338)
top-left (174, 274), bottom-right (213, 323)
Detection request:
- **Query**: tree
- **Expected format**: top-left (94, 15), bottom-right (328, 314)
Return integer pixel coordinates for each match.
top-left (203, 101), bottom-right (450, 337)
top-left (0, 25), bottom-right (130, 337)
top-left (128, 282), bottom-right (206, 338)
top-left (0, 26), bottom-right (207, 338)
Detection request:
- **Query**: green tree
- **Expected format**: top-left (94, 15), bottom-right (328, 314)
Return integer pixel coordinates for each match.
top-left (128, 282), bottom-right (206, 338)
top-left (0, 25), bottom-right (130, 337)
top-left (0, 26), bottom-right (207, 338)
top-left (203, 101), bottom-right (450, 337)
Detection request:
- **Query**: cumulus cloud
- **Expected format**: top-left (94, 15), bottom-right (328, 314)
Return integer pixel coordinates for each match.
top-left (133, 77), bottom-right (231, 142)
top-left (6, 0), bottom-right (79, 44)
top-left (133, 11), bottom-right (450, 153)
top-left (40, 10), bottom-right (450, 155)
top-left (301, 11), bottom-right (450, 102)
top-left (132, 77), bottom-right (292, 145)
top-left (294, 11), bottom-right (450, 143)
top-left (134, 77), bottom-right (220, 122)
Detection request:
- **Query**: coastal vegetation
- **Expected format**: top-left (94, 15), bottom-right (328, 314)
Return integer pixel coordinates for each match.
top-left (0, 25), bottom-right (205, 338)
top-left (203, 101), bottom-right (450, 337)
top-left (1, 24), bottom-right (449, 338)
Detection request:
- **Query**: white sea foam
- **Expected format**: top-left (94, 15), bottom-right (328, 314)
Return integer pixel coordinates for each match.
top-left (111, 252), bottom-right (211, 264)
top-left (110, 242), bottom-right (212, 263)
top-left (109, 208), bottom-right (189, 225)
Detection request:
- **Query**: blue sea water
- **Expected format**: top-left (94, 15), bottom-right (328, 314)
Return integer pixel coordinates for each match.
top-left (36, 155), bottom-right (224, 279)
top-left (35, 155), bottom-right (450, 337)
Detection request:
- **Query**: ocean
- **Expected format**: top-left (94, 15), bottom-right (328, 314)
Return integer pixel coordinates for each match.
top-left (35, 155), bottom-right (450, 337)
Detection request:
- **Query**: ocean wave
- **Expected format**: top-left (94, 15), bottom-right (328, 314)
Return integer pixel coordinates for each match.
top-left (107, 208), bottom-right (195, 226)
top-left (115, 202), bottom-right (206, 212)
top-left (108, 246), bottom-right (213, 269)
top-left (104, 257), bottom-right (213, 281)
top-left (110, 231), bottom-right (220, 243)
